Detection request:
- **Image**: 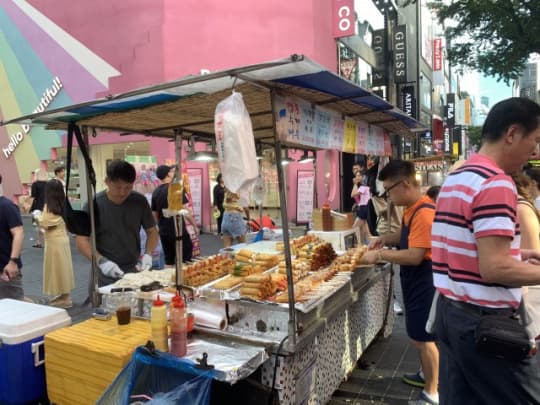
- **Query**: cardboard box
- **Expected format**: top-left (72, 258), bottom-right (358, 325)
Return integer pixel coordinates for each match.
top-left (311, 209), bottom-right (354, 231)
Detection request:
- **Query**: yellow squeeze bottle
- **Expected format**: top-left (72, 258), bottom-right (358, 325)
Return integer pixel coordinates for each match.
top-left (168, 182), bottom-right (183, 211)
top-left (150, 294), bottom-right (169, 351)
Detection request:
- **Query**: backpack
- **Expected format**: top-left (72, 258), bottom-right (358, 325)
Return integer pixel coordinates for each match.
top-left (366, 199), bottom-right (379, 236)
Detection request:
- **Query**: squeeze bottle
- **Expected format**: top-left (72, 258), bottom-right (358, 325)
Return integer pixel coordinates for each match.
top-left (170, 291), bottom-right (187, 357)
top-left (151, 294), bottom-right (169, 352)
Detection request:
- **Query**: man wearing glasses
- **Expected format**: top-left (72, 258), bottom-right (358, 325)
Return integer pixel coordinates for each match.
top-left (362, 160), bottom-right (439, 405)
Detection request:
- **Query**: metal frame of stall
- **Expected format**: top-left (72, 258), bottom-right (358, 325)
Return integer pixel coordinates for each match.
top-left (1, 54), bottom-right (425, 354)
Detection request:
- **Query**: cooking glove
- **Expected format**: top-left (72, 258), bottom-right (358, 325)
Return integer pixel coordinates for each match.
top-left (98, 259), bottom-right (124, 279)
top-left (140, 253), bottom-right (153, 272)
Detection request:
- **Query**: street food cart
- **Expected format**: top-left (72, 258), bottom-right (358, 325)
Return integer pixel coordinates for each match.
top-left (3, 55), bottom-right (425, 404)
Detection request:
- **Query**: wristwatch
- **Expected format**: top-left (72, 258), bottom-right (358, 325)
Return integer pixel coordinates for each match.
top-left (9, 257), bottom-right (20, 264)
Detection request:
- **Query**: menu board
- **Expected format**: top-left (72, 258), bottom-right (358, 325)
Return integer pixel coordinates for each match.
top-left (273, 93), bottom-right (388, 155)
top-left (296, 170), bottom-right (315, 224)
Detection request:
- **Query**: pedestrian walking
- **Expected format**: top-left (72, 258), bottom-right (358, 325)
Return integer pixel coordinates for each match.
top-left (0, 174), bottom-right (25, 300)
top-left (433, 98), bottom-right (540, 404)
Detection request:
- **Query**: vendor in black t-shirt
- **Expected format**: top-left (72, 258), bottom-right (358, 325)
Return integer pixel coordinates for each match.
top-left (151, 165), bottom-right (198, 265)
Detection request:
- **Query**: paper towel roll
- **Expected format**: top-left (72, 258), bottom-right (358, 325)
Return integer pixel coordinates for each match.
top-left (191, 307), bottom-right (227, 330)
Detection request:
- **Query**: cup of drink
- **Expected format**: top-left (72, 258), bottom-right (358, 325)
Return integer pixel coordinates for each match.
top-left (109, 291), bottom-right (136, 325)
top-left (116, 306), bottom-right (131, 325)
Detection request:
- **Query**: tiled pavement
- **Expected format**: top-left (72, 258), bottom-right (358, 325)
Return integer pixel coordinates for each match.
top-left (18, 215), bottom-right (422, 404)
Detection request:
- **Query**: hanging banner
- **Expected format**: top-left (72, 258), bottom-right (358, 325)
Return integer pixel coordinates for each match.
top-left (315, 110), bottom-right (332, 148)
top-left (343, 119), bottom-right (357, 153)
top-left (274, 94), bottom-right (391, 156)
top-left (433, 38), bottom-right (442, 71)
top-left (446, 93), bottom-right (456, 129)
top-left (299, 102), bottom-right (316, 146)
top-left (186, 168), bottom-right (202, 225)
top-left (393, 25), bottom-right (408, 83)
top-left (356, 121), bottom-right (369, 154)
top-left (296, 170), bottom-right (315, 224)
top-left (333, 0), bottom-right (355, 38)
top-left (181, 165), bottom-right (201, 257)
top-left (401, 85), bottom-right (416, 118)
top-left (372, 29), bottom-right (387, 87)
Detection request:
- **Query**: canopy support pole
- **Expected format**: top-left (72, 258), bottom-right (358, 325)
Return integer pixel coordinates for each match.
top-left (271, 90), bottom-right (297, 347)
top-left (174, 131), bottom-right (184, 290)
top-left (81, 127), bottom-right (100, 307)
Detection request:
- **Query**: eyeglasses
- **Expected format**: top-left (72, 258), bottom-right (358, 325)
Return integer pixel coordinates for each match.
top-left (383, 180), bottom-right (404, 196)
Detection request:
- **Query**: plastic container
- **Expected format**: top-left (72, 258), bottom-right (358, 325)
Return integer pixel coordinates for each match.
top-left (169, 292), bottom-right (187, 357)
top-left (46, 317), bottom-right (151, 405)
top-left (151, 294), bottom-right (169, 351)
top-left (0, 299), bottom-right (71, 405)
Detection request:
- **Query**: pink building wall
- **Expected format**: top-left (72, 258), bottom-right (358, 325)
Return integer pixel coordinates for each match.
top-left (23, 0), bottom-right (341, 225)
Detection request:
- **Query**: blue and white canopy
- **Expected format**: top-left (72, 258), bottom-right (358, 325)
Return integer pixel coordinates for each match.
top-left (1, 54), bottom-right (426, 144)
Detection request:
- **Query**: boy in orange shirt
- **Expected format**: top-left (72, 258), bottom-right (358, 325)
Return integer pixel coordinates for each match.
top-left (362, 160), bottom-right (439, 405)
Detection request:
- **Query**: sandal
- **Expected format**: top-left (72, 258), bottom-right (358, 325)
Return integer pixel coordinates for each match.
top-left (50, 300), bottom-right (72, 309)
top-left (32, 244), bottom-right (43, 248)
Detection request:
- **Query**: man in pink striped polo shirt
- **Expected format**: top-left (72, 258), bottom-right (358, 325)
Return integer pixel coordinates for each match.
top-left (432, 97), bottom-right (540, 404)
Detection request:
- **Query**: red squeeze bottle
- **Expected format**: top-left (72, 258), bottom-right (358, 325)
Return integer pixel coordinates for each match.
top-left (169, 291), bottom-right (187, 357)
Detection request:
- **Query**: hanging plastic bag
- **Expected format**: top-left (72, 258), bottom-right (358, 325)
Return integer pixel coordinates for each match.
top-left (214, 91), bottom-right (258, 201)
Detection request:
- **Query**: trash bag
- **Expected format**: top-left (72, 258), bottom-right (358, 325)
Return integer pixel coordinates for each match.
top-left (97, 347), bottom-right (214, 405)
top-left (214, 91), bottom-right (258, 201)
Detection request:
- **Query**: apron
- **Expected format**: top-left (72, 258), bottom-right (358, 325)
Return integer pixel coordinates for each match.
top-left (399, 202), bottom-right (437, 341)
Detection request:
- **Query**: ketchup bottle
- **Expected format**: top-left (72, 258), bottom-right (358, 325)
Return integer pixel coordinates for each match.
top-left (169, 291), bottom-right (187, 357)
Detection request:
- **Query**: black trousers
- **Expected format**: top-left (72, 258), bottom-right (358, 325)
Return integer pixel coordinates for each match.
top-left (160, 233), bottom-right (192, 265)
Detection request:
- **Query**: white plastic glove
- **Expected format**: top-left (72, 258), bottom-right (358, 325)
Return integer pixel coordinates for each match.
top-left (140, 253), bottom-right (153, 272)
top-left (98, 259), bottom-right (124, 279)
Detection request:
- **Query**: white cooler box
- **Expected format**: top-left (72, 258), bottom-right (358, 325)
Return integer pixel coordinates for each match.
top-left (0, 299), bottom-right (71, 405)
top-left (308, 228), bottom-right (360, 252)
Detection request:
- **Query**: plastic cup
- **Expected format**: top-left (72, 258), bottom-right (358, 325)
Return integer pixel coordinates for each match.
top-left (116, 306), bottom-right (131, 325)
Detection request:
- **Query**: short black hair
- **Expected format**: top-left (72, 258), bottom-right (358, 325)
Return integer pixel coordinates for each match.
top-left (106, 160), bottom-right (136, 183)
top-left (482, 97), bottom-right (540, 143)
top-left (378, 159), bottom-right (416, 183)
top-left (216, 173), bottom-right (222, 183)
top-left (426, 185), bottom-right (441, 201)
top-left (54, 166), bottom-right (65, 175)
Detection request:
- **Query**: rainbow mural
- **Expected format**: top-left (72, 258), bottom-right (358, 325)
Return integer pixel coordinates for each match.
top-left (0, 0), bottom-right (120, 197)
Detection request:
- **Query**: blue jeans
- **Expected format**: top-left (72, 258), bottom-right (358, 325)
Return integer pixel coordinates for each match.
top-left (221, 212), bottom-right (246, 239)
top-left (436, 295), bottom-right (540, 404)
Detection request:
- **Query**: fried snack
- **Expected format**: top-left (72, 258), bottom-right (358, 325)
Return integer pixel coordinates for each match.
top-left (212, 275), bottom-right (244, 290)
top-left (244, 273), bottom-right (271, 283)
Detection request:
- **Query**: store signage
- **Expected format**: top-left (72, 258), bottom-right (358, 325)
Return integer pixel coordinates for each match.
top-left (433, 38), bottom-right (442, 71)
top-left (401, 85), bottom-right (416, 118)
top-left (2, 77), bottom-right (63, 159)
top-left (372, 29), bottom-right (387, 87)
top-left (332, 0), bottom-right (355, 38)
top-left (393, 25), bottom-right (407, 83)
top-left (443, 127), bottom-right (451, 154)
top-left (446, 93), bottom-right (455, 128)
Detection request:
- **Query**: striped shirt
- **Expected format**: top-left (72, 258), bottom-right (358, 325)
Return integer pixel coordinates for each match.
top-left (432, 154), bottom-right (521, 308)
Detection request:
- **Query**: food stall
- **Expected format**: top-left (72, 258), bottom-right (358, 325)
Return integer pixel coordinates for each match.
top-left (3, 55), bottom-right (425, 404)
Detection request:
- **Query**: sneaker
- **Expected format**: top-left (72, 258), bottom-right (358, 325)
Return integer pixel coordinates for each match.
top-left (394, 301), bottom-right (404, 315)
top-left (408, 391), bottom-right (439, 405)
top-left (402, 371), bottom-right (425, 388)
